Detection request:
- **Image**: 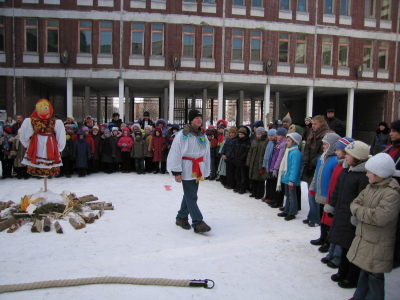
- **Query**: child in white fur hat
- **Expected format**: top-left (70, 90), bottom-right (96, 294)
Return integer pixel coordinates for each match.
top-left (347, 153), bottom-right (400, 300)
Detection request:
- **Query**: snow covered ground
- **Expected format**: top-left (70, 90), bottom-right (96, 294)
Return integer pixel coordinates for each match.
top-left (1, 173), bottom-right (399, 300)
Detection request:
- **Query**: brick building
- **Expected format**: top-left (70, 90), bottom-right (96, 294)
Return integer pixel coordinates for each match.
top-left (0, 0), bottom-right (399, 141)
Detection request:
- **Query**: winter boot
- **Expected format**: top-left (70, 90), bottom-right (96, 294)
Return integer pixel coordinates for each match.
top-left (175, 217), bottom-right (191, 230)
top-left (194, 221), bottom-right (211, 233)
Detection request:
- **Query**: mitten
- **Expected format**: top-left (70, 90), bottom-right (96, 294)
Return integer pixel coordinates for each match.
top-left (350, 216), bottom-right (359, 227)
top-left (289, 181), bottom-right (294, 189)
top-left (324, 204), bottom-right (335, 218)
top-left (309, 190), bottom-right (315, 196)
top-left (273, 170), bottom-right (278, 177)
top-left (259, 169), bottom-right (265, 175)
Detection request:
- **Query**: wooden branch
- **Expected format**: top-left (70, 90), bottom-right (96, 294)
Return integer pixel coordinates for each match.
top-left (13, 213), bottom-right (30, 215)
top-left (77, 216), bottom-right (86, 228)
top-left (87, 213), bottom-right (95, 224)
top-left (43, 217), bottom-right (51, 232)
top-left (87, 202), bottom-right (112, 207)
top-left (69, 218), bottom-right (83, 230)
top-left (94, 209), bottom-right (104, 219)
top-left (7, 219), bottom-right (25, 233)
top-left (77, 213), bottom-right (90, 223)
top-left (31, 219), bottom-right (42, 233)
top-left (90, 206), bottom-right (114, 210)
top-left (54, 221), bottom-right (63, 234)
top-left (78, 195), bottom-right (99, 203)
top-left (0, 218), bottom-right (17, 232)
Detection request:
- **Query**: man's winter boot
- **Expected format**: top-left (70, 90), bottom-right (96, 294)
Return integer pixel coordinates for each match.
top-left (194, 221), bottom-right (211, 233)
top-left (176, 217), bottom-right (191, 230)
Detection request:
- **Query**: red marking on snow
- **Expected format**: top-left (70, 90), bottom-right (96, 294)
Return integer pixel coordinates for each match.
top-left (164, 185), bottom-right (172, 191)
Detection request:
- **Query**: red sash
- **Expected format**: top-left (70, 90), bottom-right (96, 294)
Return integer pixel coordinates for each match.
top-left (27, 133), bottom-right (60, 164)
top-left (182, 156), bottom-right (204, 183)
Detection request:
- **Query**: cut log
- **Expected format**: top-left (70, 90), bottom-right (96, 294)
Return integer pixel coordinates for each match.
top-left (43, 217), bottom-right (51, 232)
top-left (87, 213), bottom-right (95, 224)
top-left (7, 219), bottom-right (25, 233)
top-left (77, 216), bottom-right (86, 228)
top-left (78, 195), bottom-right (99, 203)
top-left (69, 218), bottom-right (82, 230)
top-left (94, 209), bottom-right (104, 219)
top-left (90, 206), bottom-right (114, 210)
top-left (31, 219), bottom-right (42, 233)
top-left (0, 218), bottom-right (18, 232)
top-left (54, 221), bottom-right (63, 234)
top-left (87, 202), bottom-right (112, 207)
top-left (77, 213), bottom-right (90, 223)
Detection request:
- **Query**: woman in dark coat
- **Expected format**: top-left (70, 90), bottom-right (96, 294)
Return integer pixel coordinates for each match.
top-left (221, 126), bottom-right (238, 189)
top-left (101, 129), bottom-right (116, 174)
top-left (232, 126), bottom-right (251, 194)
top-left (369, 121), bottom-right (390, 155)
top-left (73, 131), bottom-right (91, 177)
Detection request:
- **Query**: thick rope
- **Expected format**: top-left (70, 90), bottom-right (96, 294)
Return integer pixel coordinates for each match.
top-left (0, 277), bottom-right (213, 293)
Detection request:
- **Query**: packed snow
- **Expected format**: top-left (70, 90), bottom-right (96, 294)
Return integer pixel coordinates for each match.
top-left (1, 173), bottom-right (399, 300)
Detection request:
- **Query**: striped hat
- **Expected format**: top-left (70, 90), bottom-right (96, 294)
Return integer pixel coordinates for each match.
top-left (335, 137), bottom-right (356, 152)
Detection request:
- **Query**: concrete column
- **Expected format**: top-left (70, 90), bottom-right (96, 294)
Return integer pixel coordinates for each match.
top-left (96, 93), bottom-right (101, 125)
top-left (67, 78), bottom-right (73, 117)
top-left (237, 90), bottom-right (244, 126)
top-left (84, 86), bottom-right (90, 118)
top-left (274, 92), bottom-right (280, 120)
top-left (250, 96), bottom-right (256, 126)
top-left (223, 96), bottom-right (226, 121)
top-left (104, 96), bottom-right (108, 123)
top-left (169, 80), bottom-right (174, 124)
top-left (306, 86), bottom-right (313, 117)
top-left (118, 79), bottom-right (124, 120)
top-left (202, 89), bottom-right (207, 127)
top-left (346, 88), bottom-right (355, 138)
top-left (124, 87), bottom-right (130, 123)
top-left (164, 87), bottom-right (169, 121)
top-left (130, 94), bottom-right (134, 122)
top-left (218, 82), bottom-right (223, 120)
top-left (264, 84), bottom-right (270, 126)
top-left (192, 94), bottom-right (196, 109)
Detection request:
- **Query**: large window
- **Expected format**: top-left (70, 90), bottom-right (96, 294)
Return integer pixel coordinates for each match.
top-left (297, 0), bottom-right (306, 12)
top-left (296, 34), bottom-right (306, 64)
top-left (381, 0), bottom-right (391, 20)
top-left (204, 0), bottom-right (215, 3)
top-left (202, 27), bottom-right (214, 59)
top-left (79, 20), bottom-right (91, 54)
top-left (340, 0), bottom-right (350, 15)
top-left (378, 41), bottom-right (388, 69)
top-left (338, 37), bottom-right (349, 66)
top-left (252, 0), bottom-right (262, 7)
top-left (232, 29), bottom-right (243, 60)
top-left (46, 20), bottom-right (59, 53)
top-left (365, 0), bottom-right (375, 18)
top-left (131, 23), bottom-right (144, 55)
top-left (233, 0), bottom-right (244, 5)
top-left (363, 40), bottom-right (373, 69)
top-left (324, 0), bottom-right (334, 14)
top-left (250, 30), bottom-right (261, 61)
top-left (183, 26), bottom-right (195, 58)
top-left (322, 36), bottom-right (333, 66)
top-left (0, 18), bottom-right (4, 52)
top-left (100, 21), bottom-right (112, 54)
top-left (280, 0), bottom-right (290, 10)
top-left (25, 18), bottom-right (38, 52)
top-left (151, 24), bottom-right (164, 56)
top-left (279, 33), bottom-right (289, 63)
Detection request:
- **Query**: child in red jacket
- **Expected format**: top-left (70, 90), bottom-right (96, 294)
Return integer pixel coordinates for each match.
top-left (82, 126), bottom-right (94, 175)
top-left (151, 127), bottom-right (166, 174)
top-left (118, 127), bottom-right (133, 173)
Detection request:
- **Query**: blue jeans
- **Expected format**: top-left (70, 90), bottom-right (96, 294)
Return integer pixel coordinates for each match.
top-left (177, 180), bottom-right (203, 227)
top-left (307, 183), bottom-right (320, 224)
top-left (354, 269), bottom-right (385, 300)
top-left (283, 184), bottom-right (298, 215)
top-left (325, 243), bottom-right (342, 266)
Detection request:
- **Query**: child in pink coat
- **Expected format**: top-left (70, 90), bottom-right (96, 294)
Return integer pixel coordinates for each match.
top-left (118, 127), bottom-right (133, 173)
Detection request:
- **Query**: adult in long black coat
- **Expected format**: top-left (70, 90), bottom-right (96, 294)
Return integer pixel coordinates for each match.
top-left (370, 121), bottom-right (390, 155)
top-left (139, 111), bottom-right (155, 130)
top-left (232, 126), bottom-right (251, 193)
top-left (11, 115), bottom-right (23, 135)
top-left (111, 113), bottom-right (123, 129)
top-left (326, 108), bottom-right (345, 137)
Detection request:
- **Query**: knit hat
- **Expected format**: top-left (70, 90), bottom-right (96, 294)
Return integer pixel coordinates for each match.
top-left (77, 131), bottom-right (85, 136)
top-left (52, 113), bottom-right (60, 119)
top-left (365, 153), bottom-right (396, 178)
top-left (135, 131), bottom-right (142, 137)
top-left (3, 126), bottom-right (12, 134)
top-left (228, 126), bottom-right (238, 134)
top-left (286, 132), bottom-right (302, 145)
top-left (268, 129), bottom-right (277, 137)
top-left (206, 129), bottom-right (215, 136)
top-left (143, 111), bottom-right (150, 117)
top-left (104, 129), bottom-right (110, 134)
top-left (145, 125), bottom-right (153, 132)
top-left (82, 126), bottom-right (89, 132)
top-left (189, 109), bottom-right (202, 123)
top-left (282, 116), bottom-right (292, 124)
top-left (92, 125), bottom-right (99, 130)
top-left (326, 108), bottom-right (335, 113)
top-left (132, 124), bottom-right (141, 131)
top-left (390, 120), bottom-right (400, 133)
top-left (288, 124), bottom-right (304, 136)
top-left (345, 141), bottom-right (370, 160)
top-left (217, 119), bottom-right (228, 129)
top-left (238, 127), bottom-right (248, 135)
top-left (274, 119), bottom-right (283, 128)
top-left (72, 124), bottom-right (79, 131)
top-left (208, 125), bottom-right (215, 130)
top-left (112, 113), bottom-right (119, 117)
top-left (100, 125), bottom-right (106, 128)
top-left (276, 127), bottom-right (288, 136)
top-left (305, 116), bottom-right (312, 123)
top-left (322, 133), bottom-right (341, 155)
top-left (253, 120), bottom-right (264, 128)
top-left (336, 137), bottom-right (356, 152)
top-left (112, 127), bottom-right (119, 132)
top-left (256, 127), bottom-right (266, 135)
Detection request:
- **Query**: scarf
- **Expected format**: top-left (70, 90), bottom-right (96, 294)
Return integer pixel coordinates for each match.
top-left (307, 122), bottom-right (330, 149)
top-left (262, 140), bottom-right (275, 171)
top-left (276, 145), bottom-right (299, 191)
top-left (2, 134), bottom-right (13, 151)
top-left (182, 124), bottom-right (207, 149)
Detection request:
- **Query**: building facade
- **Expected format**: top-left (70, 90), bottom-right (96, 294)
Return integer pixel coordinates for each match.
top-left (0, 0), bottom-right (399, 141)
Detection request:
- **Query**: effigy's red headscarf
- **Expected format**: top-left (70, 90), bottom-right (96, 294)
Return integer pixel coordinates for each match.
top-left (30, 99), bottom-right (53, 120)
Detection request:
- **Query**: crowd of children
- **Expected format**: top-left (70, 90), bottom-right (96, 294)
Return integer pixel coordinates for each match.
top-left (1, 111), bottom-right (400, 298)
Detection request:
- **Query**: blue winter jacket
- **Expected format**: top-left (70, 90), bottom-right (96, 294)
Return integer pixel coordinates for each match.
top-left (74, 138), bottom-right (91, 168)
top-left (281, 146), bottom-right (303, 186)
top-left (220, 136), bottom-right (238, 162)
top-left (310, 154), bottom-right (338, 203)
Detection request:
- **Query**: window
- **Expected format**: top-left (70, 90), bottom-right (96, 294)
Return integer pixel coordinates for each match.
top-left (365, 0), bottom-right (375, 18)
top-left (280, 0), bottom-right (290, 10)
top-left (100, 21), bottom-right (112, 54)
top-left (0, 18), bottom-right (4, 52)
top-left (202, 27), bottom-right (214, 59)
top-left (250, 30), bottom-right (261, 61)
top-left (233, 0), bottom-right (244, 5)
top-left (203, 0), bottom-right (215, 3)
top-left (378, 41), bottom-right (388, 69)
top-left (151, 24), bottom-right (164, 56)
top-left (381, 0), bottom-right (391, 20)
top-left (322, 36), bottom-right (333, 65)
top-left (183, 0), bottom-right (196, 2)
top-left (340, 0), bottom-right (350, 15)
top-left (79, 20), bottom-right (91, 54)
top-left (278, 33), bottom-right (289, 63)
top-left (363, 40), bottom-right (373, 69)
top-left (297, 0), bottom-right (306, 12)
top-left (338, 37), bottom-right (349, 66)
top-left (183, 26), bottom-right (195, 58)
top-left (232, 29), bottom-right (243, 60)
top-left (131, 23), bottom-right (144, 55)
top-left (46, 20), bottom-right (59, 53)
top-left (252, 0), bottom-right (262, 7)
top-left (25, 18), bottom-right (38, 52)
top-left (296, 34), bottom-right (306, 64)
top-left (324, 0), bottom-right (333, 14)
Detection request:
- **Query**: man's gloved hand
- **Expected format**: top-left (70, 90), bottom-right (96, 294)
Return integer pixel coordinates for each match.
top-left (289, 181), bottom-right (294, 189)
